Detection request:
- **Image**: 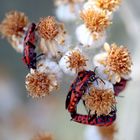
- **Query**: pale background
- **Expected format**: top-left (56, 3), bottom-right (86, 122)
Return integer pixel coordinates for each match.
top-left (0, 0), bottom-right (140, 140)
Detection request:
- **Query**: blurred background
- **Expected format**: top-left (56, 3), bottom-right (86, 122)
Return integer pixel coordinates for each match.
top-left (0, 0), bottom-right (140, 140)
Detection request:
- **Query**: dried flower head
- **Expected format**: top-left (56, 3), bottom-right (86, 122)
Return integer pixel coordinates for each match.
top-left (96, 0), bottom-right (121, 12)
top-left (80, 9), bottom-right (111, 33)
top-left (0, 10), bottom-right (29, 38)
top-left (37, 16), bottom-right (66, 58)
top-left (98, 124), bottom-right (117, 140)
top-left (83, 88), bottom-right (116, 116)
top-left (66, 50), bottom-right (87, 72)
top-left (37, 16), bottom-right (62, 41)
top-left (25, 71), bottom-right (58, 98)
top-left (105, 43), bottom-right (132, 76)
top-left (32, 133), bottom-right (53, 140)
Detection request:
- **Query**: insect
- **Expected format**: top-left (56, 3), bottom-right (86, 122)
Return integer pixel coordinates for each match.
top-left (66, 70), bottom-right (104, 113)
top-left (22, 23), bottom-right (43, 69)
top-left (65, 69), bottom-right (116, 126)
top-left (24, 22), bottom-right (36, 45)
top-left (114, 78), bottom-right (127, 96)
top-left (70, 110), bottom-right (116, 126)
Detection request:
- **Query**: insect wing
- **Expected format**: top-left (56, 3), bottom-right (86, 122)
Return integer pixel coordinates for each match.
top-left (65, 90), bottom-right (73, 109)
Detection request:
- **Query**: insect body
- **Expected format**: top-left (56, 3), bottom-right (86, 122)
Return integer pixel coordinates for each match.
top-left (66, 70), bottom-right (99, 113)
top-left (70, 110), bottom-right (116, 126)
top-left (66, 69), bottom-right (116, 126)
top-left (24, 22), bottom-right (36, 45)
top-left (22, 23), bottom-right (39, 69)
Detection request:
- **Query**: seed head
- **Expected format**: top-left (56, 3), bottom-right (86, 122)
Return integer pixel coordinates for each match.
top-left (83, 88), bottom-right (116, 116)
top-left (80, 9), bottom-right (111, 33)
top-left (96, 0), bottom-right (121, 12)
top-left (25, 71), bottom-right (58, 98)
top-left (66, 50), bottom-right (87, 72)
top-left (37, 16), bottom-right (60, 41)
top-left (105, 43), bottom-right (132, 76)
top-left (0, 10), bottom-right (29, 38)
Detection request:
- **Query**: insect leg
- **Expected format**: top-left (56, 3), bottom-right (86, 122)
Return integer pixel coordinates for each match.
top-left (83, 100), bottom-right (89, 114)
top-left (36, 53), bottom-right (44, 59)
top-left (93, 66), bottom-right (98, 73)
top-left (96, 77), bottom-right (105, 84)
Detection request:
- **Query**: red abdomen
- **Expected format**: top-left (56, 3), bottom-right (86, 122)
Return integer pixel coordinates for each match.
top-left (71, 111), bottom-right (116, 126)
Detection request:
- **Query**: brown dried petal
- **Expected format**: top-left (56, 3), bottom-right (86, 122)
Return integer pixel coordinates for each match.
top-left (83, 88), bottom-right (116, 116)
top-left (37, 16), bottom-right (59, 41)
top-left (80, 9), bottom-right (111, 33)
top-left (106, 44), bottom-right (132, 75)
top-left (0, 10), bottom-right (29, 38)
top-left (25, 71), bottom-right (58, 98)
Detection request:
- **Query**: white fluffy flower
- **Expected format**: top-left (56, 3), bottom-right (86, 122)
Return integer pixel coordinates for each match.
top-left (10, 35), bottom-right (24, 53)
top-left (93, 43), bottom-right (132, 84)
top-left (93, 52), bottom-right (108, 66)
top-left (76, 24), bottom-right (106, 48)
top-left (37, 59), bottom-right (63, 81)
top-left (93, 54), bottom-right (120, 84)
top-left (93, 78), bottom-right (114, 92)
top-left (37, 16), bottom-right (67, 59)
top-left (59, 48), bottom-right (87, 75)
top-left (83, 0), bottom-right (101, 12)
top-left (55, 4), bottom-right (80, 22)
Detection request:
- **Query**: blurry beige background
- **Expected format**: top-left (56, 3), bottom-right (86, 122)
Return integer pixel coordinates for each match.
top-left (0, 0), bottom-right (140, 140)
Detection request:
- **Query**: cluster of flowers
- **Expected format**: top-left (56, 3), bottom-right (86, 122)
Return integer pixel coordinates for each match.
top-left (0, 11), bottom-right (66, 98)
top-left (0, 0), bottom-right (132, 126)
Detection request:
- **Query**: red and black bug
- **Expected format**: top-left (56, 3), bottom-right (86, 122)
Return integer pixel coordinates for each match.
top-left (24, 22), bottom-right (36, 45)
top-left (65, 69), bottom-right (116, 126)
top-left (22, 23), bottom-right (43, 69)
top-left (65, 70), bottom-right (104, 113)
top-left (66, 70), bottom-right (102, 113)
top-left (114, 78), bottom-right (127, 96)
top-left (70, 110), bottom-right (116, 126)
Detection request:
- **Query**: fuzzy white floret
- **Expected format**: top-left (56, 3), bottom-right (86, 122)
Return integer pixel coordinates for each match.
top-left (94, 65), bottom-right (122, 84)
top-left (93, 76), bottom-right (114, 92)
top-left (59, 51), bottom-right (76, 75)
top-left (83, 0), bottom-right (102, 13)
top-left (93, 53), bottom-right (117, 83)
top-left (56, 5), bottom-right (79, 22)
top-left (96, 65), bottom-right (109, 80)
top-left (44, 59), bottom-right (63, 79)
top-left (57, 45), bottom-right (69, 54)
top-left (12, 35), bottom-right (24, 53)
top-left (93, 52), bottom-right (107, 66)
top-left (59, 48), bottom-right (83, 75)
top-left (37, 59), bottom-right (63, 81)
top-left (76, 24), bottom-right (106, 48)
